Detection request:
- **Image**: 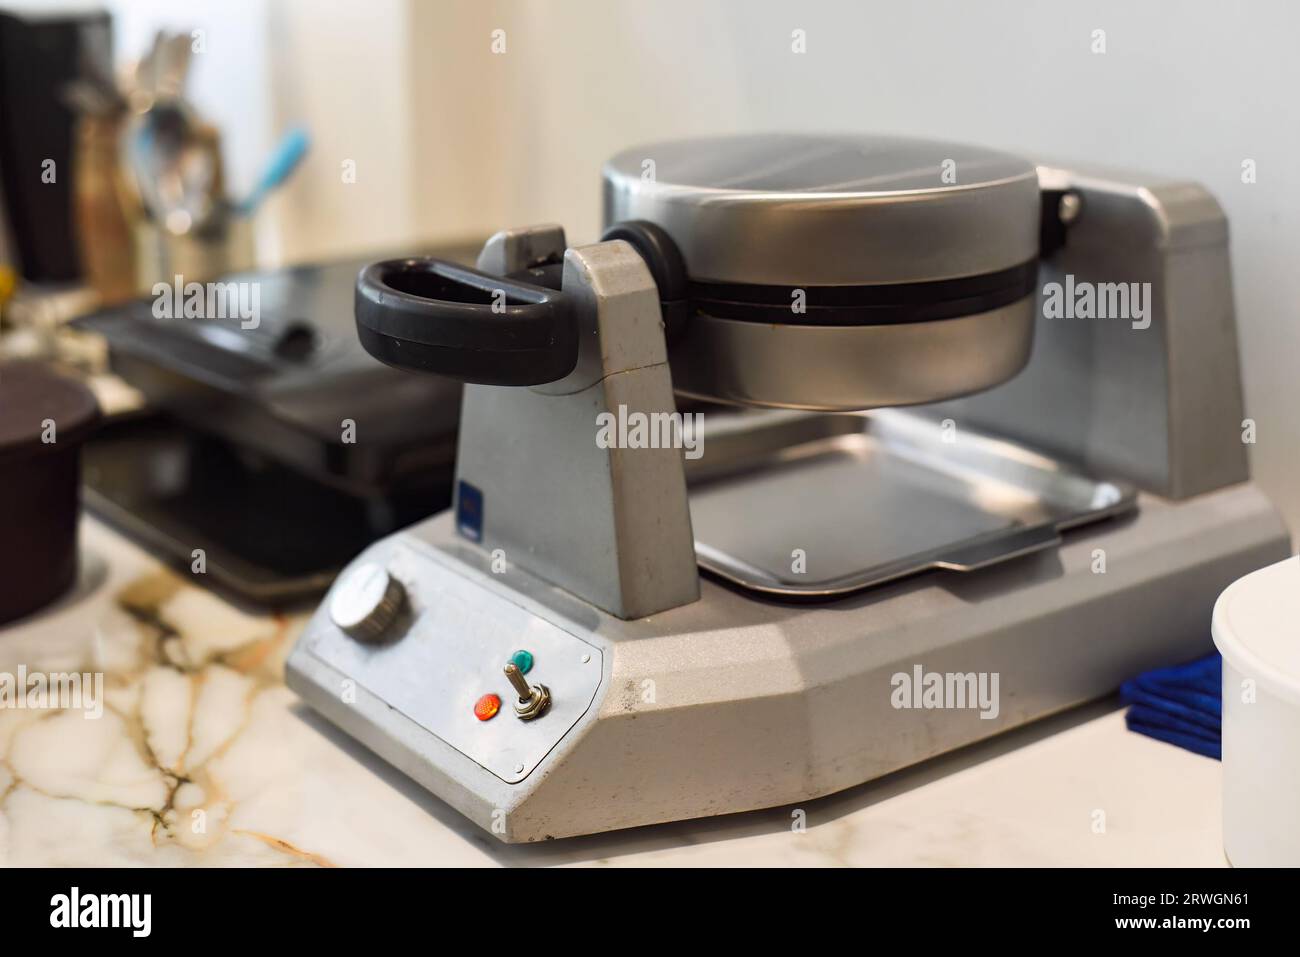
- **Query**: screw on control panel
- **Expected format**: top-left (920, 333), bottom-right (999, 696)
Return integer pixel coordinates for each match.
top-left (504, 662), bottom-right (551, 720)
top-left (1058, 192), bottom-right (1082, 224)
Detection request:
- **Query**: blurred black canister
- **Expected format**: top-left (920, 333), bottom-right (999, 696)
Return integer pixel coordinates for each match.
top-left (0, 361), bottom-right (100, 623)
top-left (0, 8), bottom-right (114, 283)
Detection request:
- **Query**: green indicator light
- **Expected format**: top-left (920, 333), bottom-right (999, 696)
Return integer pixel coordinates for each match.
top-left (510, 649), bottom-right (534, 674)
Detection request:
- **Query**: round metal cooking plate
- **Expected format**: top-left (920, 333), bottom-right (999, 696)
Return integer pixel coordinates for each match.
top-left (603, 133), bottom-right (1039, 286)
top-left (601, 133), bottom-right (1041, 409)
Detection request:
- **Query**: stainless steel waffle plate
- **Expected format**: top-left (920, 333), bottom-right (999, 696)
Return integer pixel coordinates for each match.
top-left (685, 409), bottom-right (1136, 597)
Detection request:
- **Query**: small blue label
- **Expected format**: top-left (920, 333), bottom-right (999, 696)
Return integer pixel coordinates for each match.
top-left (456, 480), bottom-right (484, 542)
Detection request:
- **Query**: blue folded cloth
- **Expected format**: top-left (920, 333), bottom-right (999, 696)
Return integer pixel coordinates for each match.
top-left (1119, 653), bottom-right (1222, 759)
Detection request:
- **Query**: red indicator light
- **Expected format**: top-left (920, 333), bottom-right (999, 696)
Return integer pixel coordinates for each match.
top-left (474, 693), bottom-right (501, 721)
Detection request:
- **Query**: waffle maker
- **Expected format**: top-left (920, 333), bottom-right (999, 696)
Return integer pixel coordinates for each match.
top-left (287, 134), bottom-right (1289, 841)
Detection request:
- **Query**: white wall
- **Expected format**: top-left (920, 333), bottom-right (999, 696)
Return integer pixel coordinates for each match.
top-left (263, 0), bottom-right (417, 262)
top-left (105, 0), bottom-right (1300, 534)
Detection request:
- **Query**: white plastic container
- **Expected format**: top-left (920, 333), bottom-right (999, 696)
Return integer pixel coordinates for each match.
top-left (1212, 555), bottom-right (1300, 866)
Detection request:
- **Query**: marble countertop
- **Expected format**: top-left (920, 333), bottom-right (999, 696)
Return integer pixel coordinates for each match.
top-left (0, 519), bottom-right (1228, 867)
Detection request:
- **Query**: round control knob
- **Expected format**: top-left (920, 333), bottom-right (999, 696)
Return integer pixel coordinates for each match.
top-left (329, 563), bottom-right (406, 642)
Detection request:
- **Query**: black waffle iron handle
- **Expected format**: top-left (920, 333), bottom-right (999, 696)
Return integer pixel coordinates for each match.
top-left (356, 223), bottom-right (689, 385)
top-left (355, 258), bottom-right (578, 386)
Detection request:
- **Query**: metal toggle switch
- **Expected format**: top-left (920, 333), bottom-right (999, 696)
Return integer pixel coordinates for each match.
top-left (503, 661), bottom-right (550, 720)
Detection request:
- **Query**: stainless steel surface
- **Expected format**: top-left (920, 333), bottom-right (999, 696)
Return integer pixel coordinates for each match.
top-left (672, 295), bottom-right (1035, 410)
top-left (303, 540), bottom-right (602, 785)
top-left (458, 230), bottom-right (699, 620)
top-left (687, 408), bottom-right (1135, 596)
top-left (328, 562), bottom-right (406, 641)
top-left (931, 166), bottom-right (1250, 499)
top-left (603, 133), bottom-right (1039, 286)
top-left (604, 133), bottom-right (1040, 410)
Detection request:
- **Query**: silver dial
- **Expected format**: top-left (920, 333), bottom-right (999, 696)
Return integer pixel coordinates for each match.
top-left (329, 563), bottom-right (406, 642)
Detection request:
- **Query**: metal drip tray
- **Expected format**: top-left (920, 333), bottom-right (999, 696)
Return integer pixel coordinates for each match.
top-left (686, 409), bottom-right (1136, 597)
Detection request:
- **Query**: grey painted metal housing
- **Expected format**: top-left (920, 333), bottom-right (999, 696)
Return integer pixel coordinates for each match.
top-left (288, 492), bottom-right (1287, 841)
top-left (288, 148), bottom-right (1286, 842)
top-left (931, 165), bottom-right (1251, 499)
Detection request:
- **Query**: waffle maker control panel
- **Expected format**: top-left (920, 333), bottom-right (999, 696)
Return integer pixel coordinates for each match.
top-left (302, 540), bottom-right (604, 784)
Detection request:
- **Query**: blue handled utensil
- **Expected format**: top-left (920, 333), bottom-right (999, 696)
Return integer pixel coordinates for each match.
top-left (236, 127), bottom-right (311, 217)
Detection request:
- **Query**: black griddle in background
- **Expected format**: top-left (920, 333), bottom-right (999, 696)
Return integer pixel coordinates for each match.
top-left (76, 248), bottom-right (478, 608)
top-left (82, 412), bottom-right (453, 606)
